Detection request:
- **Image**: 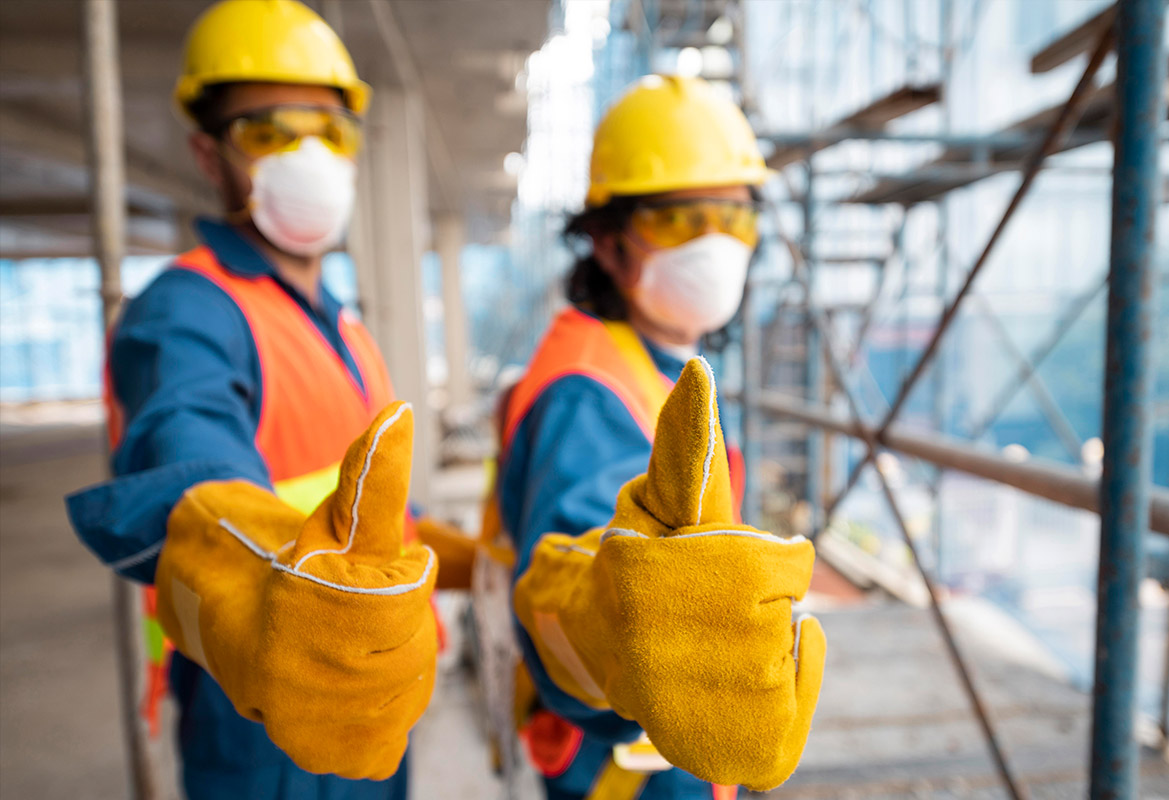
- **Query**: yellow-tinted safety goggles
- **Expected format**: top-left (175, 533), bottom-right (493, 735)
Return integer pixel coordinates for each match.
top-left (219, 105), bottom-right (362, 159)
top-left (629, 200), bottom-right (760, 249)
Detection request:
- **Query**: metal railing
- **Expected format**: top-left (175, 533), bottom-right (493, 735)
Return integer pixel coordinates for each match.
top-left (751, 390), bottom-right (1169, 535)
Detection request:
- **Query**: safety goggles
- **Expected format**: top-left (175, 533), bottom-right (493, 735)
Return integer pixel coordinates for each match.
top-left (628, 199), bottom-right (760, 249)
top-left (213, 105), bottom-right (363, 159)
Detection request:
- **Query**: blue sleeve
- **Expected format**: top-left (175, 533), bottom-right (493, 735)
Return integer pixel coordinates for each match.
top-left (65, 268), bottom-right (271, 583)
top-left (500, 375), bottom-right (650, 743)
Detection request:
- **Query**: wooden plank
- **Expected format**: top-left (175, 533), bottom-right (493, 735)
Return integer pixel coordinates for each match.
top-left (836, 84), bottom-right (941, 130)
top-left (1030, 4), bottom-right (1117, 74)
top-left (766, 83), bottom-right (941, 168)
top-left (845, 83), bottom-right (1123, 206)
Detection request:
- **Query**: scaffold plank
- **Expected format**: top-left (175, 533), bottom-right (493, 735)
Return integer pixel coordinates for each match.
top-left (845, 83), bottom-right (1130, 205)
top-left (1031, 4), bottom-right (1117, 74)
top-left (766, 82), bottom-right (941, 168)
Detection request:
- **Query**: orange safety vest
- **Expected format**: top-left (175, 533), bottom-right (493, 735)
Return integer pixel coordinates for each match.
top-left (495, 307), bottom-right (740, 799)
top-left (502, 307), bottom-right (672, 453)
top-left (105, 245), bottom-right (421, 732)
top-left (107, 245), bottom-right (396, 511)
top-left (501, 306), bottom-right (744, 505)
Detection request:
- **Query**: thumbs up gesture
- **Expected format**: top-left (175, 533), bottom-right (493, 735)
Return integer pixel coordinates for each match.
top-left (514, 359), bottom-right (826, 791)
top-left (155, 403), bottom-right (437, 780)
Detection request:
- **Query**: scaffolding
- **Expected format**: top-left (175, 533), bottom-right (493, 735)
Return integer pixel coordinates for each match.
top-left (743, 1), bottom-right (1163, 798)
top-left (604, 0), bottom-right (1166, 797)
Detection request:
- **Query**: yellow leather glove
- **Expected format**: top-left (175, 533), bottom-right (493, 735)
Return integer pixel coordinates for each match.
top-left (155, 403), bottom-right (437, 781)
top-left (514, 357), bottom-right (826, 791)
top-left (414, 515), bottom-right (476, 590)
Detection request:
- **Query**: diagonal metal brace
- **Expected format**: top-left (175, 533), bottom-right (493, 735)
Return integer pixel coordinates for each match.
top-left (969, 293), bottom-right (1084, 460)
top-left (816, 23), bottom-right (1117, 538)
top-left (772, 219), bottom-right (1030, 800)
top-left (968, 273), bottom-right (1108, 442)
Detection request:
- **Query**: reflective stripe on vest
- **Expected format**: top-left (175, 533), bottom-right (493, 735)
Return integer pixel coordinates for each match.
top-left (274, 461), bottom-right (341, 516)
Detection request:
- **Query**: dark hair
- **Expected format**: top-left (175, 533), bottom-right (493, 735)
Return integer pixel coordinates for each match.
top-left (563, 196), bottom-right (642, 320)
top-left (186, 83), bottom-right (236, 135)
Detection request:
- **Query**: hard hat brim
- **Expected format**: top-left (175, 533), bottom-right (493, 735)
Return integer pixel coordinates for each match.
top-left (586, 166), bottom-right (776, 208)
top-left (175, 75), bottom-right (371, 122)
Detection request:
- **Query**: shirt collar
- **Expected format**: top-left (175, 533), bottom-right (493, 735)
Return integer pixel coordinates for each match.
top-left (194, 217), bottom-right (343, 323)
top-left (194, 217), bottom-right (276, 279)
top-left (643, 338), bottom-right (689, 382)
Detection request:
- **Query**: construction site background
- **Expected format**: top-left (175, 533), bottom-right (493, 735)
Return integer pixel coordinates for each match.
top-left (1, 1), bottom-right (1167, 798)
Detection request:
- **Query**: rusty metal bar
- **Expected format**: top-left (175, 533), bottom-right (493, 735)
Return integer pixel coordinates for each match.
top-left (818, 23), bottom-right (1117, 533)
top-left (774, 220), bottom-right (1029, 798)
top-left (753, 390), bottom-right (1169, 535)
top-left (83, 1), bottom-right (125, 328)
top-left (793, 334), bottom-right (1029, 799)
top-left (81, 2), bottom-right (159, 798)
top-left (1091, 0), bottom-right (1166, 795)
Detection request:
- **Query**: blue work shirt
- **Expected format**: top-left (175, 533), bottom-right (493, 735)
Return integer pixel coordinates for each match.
top-left (66, 219), bottom-right (406, 800)
top-left (499, 322), bottom-right (720, 798)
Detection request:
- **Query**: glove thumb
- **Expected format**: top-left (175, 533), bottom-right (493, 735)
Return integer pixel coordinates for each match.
top-left (789, 614), bottom-right (826, 741)
top-left (743, 614), bottom-right (826, 792)
top-left (297, 402), bottom-right (415, 567)
top-left (610, 356), bottom-right (736, 535)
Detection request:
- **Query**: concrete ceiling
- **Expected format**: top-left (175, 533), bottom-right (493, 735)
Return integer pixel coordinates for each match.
top-left (0, 0), bottom-right (550, 257)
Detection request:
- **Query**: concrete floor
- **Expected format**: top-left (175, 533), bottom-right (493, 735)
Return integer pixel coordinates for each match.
top-left (3, 417), bottom-right (1169, 799)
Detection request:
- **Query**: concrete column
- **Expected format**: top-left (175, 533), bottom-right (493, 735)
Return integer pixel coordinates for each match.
top-left (435, 213), bottom-right (472, 412)
top-left (175, 210), bottom-right (200, 253)
top-left (348, 142), bottom-right (381, 344)
top-left (365, 86), bottom-right (434, 506)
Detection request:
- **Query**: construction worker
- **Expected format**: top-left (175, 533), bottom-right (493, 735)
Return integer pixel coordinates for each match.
top-left (64, 2), bottom-right (471, 798)
top-left (490, 75), bottom-right (827, 800)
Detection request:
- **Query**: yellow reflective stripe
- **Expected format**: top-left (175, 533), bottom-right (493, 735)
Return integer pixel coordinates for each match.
top-left (601, 319), bottom-right (672, 435)
top-left (274, 462), bottom-right (341, 515)
top-left (587, 757), bottom-right (648, 800)
top-left (612, 734), bottom-right (672, 772)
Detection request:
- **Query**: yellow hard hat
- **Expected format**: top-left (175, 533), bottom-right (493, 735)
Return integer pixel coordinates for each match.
top-left (586, 75), bottom-right (771, 207)
top-left (174, 0), bottom-right (371, 120)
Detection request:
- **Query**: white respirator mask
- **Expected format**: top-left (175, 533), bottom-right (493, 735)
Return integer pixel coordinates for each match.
top-left (248, 136), bottom-right (356, 257)
top-left (633, 233), bottom-right (752, 336)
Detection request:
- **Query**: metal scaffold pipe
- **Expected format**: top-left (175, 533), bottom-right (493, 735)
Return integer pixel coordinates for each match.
top-left (1091, 0), bottom-right (1167, 797)
top-left (81, 1), bottom-right (158, 798)
top-left (752, 390), bottom-right (1169, 535)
